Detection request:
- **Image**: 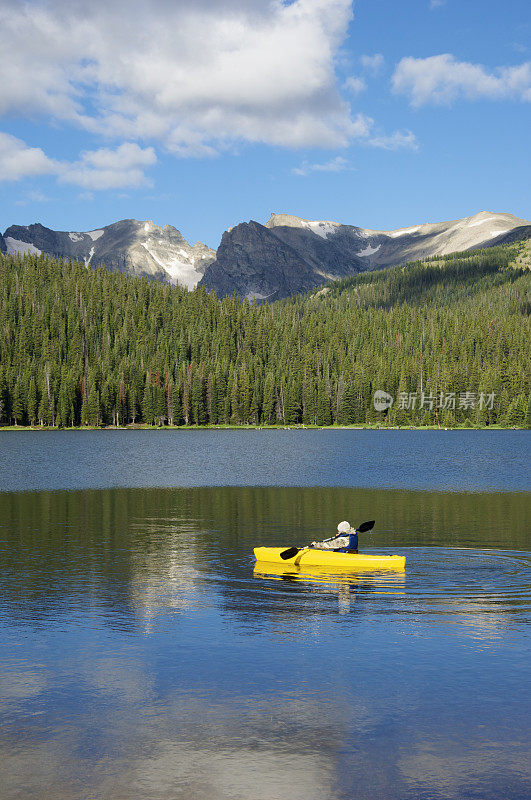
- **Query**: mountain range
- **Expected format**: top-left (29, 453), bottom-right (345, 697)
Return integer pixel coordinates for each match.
top-left (2, 219), bottom-right (216, 289)
top-left (3, 210), bottom-right (529, 300)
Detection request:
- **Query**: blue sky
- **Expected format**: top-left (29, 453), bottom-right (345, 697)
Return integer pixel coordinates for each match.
top-left (0, 0), bottom-right (529, 248)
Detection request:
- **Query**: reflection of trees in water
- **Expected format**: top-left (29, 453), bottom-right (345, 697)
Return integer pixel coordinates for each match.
top-left (0, 486), bottom-right (528, 626)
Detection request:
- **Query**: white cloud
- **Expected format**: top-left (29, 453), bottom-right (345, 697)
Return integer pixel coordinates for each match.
top-left (292, 155), bottom-right (352, 176)
top-left (347, 112), bottom-right (374, 138)
top-left (0, 0), bottom-right (367, 153)
top-left (59, 142), bottom-right (157, 190)
top-left (429, 0), bottom-right (446, 9)
top-left (360, 54), bottom-right (385, 74)
top-left (367, 130), bottom-right (418, 150)
top-left (15, 190), bottom-right (51, 205)
top-left (392, 54), bottom-right (531, 106)
top-left (0, 132), bottom-right (57, 181)
top-left (344, 54), bottom-right (384, 97)
top-left (0, 132), bottom-right (156, 189)
top-left (344, 76), bottom-right (366, 94)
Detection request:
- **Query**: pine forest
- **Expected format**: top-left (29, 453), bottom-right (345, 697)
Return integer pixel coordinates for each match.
top-left (0, 241), bottom-right (529, 429)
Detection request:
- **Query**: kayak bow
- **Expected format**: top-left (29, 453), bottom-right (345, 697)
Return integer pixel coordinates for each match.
top-left (254, 547), bottom-right (405, 571)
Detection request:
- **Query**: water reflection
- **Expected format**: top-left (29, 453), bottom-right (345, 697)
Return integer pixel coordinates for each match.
top-left (253, 562), bottom-right (407, 615)
top-left (0, 485), bottom-right (530, 799)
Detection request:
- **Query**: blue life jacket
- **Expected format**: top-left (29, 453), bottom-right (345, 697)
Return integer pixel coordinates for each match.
top-left (336, 532), bottom-right (358, 553)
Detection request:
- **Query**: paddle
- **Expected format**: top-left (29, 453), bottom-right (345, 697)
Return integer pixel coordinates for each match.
top-left (279, 520), bottom-right (376, 560)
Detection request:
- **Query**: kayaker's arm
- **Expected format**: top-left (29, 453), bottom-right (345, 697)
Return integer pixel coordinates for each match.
top-left (279, 521), bottom-right (373, 561)
top-left (310, 534), bottom-right (350, 550)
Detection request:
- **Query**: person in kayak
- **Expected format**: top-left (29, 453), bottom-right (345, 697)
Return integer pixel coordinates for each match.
top-left (310, 521), bottom-right (358, 553)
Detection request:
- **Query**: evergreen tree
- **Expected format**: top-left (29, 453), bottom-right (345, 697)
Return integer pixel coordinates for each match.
top-left (262, 373), bottom-right (276, 425)
top-left (38, 394), bottom-right (49, 427)
top-left (155, 384), bottom-right (166, 426)
top-left (0, 368), bottom-right (7, 424)
top-left (80, 392), bottom-right (89, 427)
top-left (166, 377), bottom-right (174, 426)
top-left (27, 376), bottom-right (38, 426)
top-left (87, 388), bottom-right (100, 426)
top-left (57, 381), bottom-right (72, 427)
top-left (191, 372), bottom-right (206, 425)
top-left (525, 394), bottom-right (531, 430)
top-left (142, 381), bottom-right (154, 425)
top-left (230, 373), bottom-right (240, 424)
top-left (316, 386), bottom-right (332, 426)
top-left (12, 380), bottom-right (24, 425)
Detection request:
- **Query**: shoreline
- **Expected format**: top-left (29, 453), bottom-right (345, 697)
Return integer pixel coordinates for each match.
top-left (0, 424), bottom-right (526, 432)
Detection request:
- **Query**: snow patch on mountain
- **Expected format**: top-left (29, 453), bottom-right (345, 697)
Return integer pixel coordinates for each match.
top-left (140, 235), bottom-right (208, 289)
top-left (141, 241), bottom-right (165, 268)
top-left (87, 229), bottom-right (103, 241)
top-left (164, 261), bottom-right (204, 288)
top-left (357, 243), bottom-right (381, 257)
top-left (388, 226), bottom-right (420, 237)
top-left (246, 290), bottom-right (274, 301)
top-left (83, 247), bottom-right (95, 266)
top-left (468, 216), bottom-right (498, 227)
top-left (69, 232), bottom-right (84, 242)
top-left (304, 221), bottom-right (339, 239)
top-left (5, 237), bottom-right (42, 256)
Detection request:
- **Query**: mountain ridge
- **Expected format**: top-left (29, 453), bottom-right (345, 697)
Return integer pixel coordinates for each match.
top-left (3, 210), bottom-right (529, 300)
top-left (199, 210), bottom-right (530, 300)
top-left (2, 219), bottom-right (216, 288)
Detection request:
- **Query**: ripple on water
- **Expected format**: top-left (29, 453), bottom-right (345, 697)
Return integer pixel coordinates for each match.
top-left (253, 547), bottom-right (531, 619)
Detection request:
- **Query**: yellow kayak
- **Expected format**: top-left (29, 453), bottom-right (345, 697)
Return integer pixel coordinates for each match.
top-left (254, 547), bottom-right (406, 571)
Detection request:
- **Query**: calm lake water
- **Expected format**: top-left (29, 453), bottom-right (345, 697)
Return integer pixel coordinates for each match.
top-left (0, 431), bottom-right (530, 800)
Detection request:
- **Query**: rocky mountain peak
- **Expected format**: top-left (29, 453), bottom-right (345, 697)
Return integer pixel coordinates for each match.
top-left (199, 209), bottom-right (530, 300)
top-left (266, 212), bottom-right (341, 239)
top-left (2, 218), bottom-right (216, 288)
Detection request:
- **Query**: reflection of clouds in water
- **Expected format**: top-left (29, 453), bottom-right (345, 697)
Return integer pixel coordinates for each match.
top-left (99, 744), bottom-right (334, 800)
top-left (2, 739), bottom-right (90, 800)
top-left (76, 655), bottom-right (153, 702)
top-left (398, 742), bottom-right (530, 799)
top-left (0, 669), bottom-right (47, 709)
top-left (130, 561), bottom-right (201, 617)
top-left (0, 738), bottom-right (334, 800)
top-left (2, 677), bottom-right (529, 800)
top-left (446, 608), bottom-right (510, 644)
top-left (0, 684), bottom-right (341, 800)
top-left (128, 523), bottom-right (210, 625)
top-left (0, 587), bottom-right (348, 799)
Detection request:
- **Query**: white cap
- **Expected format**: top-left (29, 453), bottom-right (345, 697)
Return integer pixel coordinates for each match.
top-left (337, 521), bottom-right (351, 533)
